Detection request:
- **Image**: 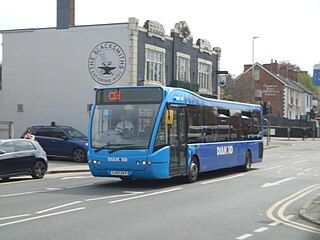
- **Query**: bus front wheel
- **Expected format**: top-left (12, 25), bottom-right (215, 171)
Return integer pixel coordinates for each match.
top-left (186, 157), bottom-right (199, 183)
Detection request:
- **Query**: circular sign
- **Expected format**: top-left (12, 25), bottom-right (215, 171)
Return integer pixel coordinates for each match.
top-left (88, 41), bottom-right (126, 85)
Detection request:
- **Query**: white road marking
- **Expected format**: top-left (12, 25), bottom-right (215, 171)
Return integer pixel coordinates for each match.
top-left (297, 172), bottom-right (304, 176)
top-left (109, 188), bottom-right (182, 204)
top-left (291, 160), bottom-right (307, 165)
top-left (201, 174), bottom-right (244, 185)
top-left (36, 201), bottom-right (83, 214)
top-left (262, 154), bottom-right (280, 158)
top-left (258, 165), bottom-right (284, 172)
top-left (61, 176), bottom-right (93, 180)
top-left (261, 177), bottom-right (296, 188)
top-left (304, 168), bottom-right (312, 172)
top-left (65, 183), bottom-right (93, 189)
top-left (236, 233), bottom-right (253, 240)
top-left (0, 214), bottom-right (31, 221)
top-left (1, 188), bottom-right (59, 198)
top-left (123, 191), bottom-right (144, 194)
top-left (85, 193), bottom-right (138, 202)
top-left (254, 227), bottom-right (269, 233)
top-left (0, 208), bottom-right (85, 227)
top-left (268, 221), bottom-right (280, 226)
top-left (286, 215), bottom-right (295, 220)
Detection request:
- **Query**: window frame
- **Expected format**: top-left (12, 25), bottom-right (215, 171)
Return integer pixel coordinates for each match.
top-left (176, 52), bottom-right (190, 82)
top-left (198, 59), bottom-right (212, 93)
top-left (145, 44), bottom-right (166, 85)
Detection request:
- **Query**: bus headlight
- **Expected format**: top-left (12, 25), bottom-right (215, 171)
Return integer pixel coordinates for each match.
top-left (92, 160), bottom-right (101, 164)
top-left (137, 160), bottom-right (151, 165)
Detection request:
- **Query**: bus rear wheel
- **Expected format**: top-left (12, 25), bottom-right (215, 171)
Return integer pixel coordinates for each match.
top-left (241, 151), bottom-right (252, 172)
top-left (186, 157), bottom-right (199, 183)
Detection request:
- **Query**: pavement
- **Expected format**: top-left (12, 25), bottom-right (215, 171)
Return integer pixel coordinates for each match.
top-left (46, 137), bottom-right (320, 226)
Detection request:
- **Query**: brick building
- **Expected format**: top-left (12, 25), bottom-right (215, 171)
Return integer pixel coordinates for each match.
top-left (231, 60), bottom-right (314, 120)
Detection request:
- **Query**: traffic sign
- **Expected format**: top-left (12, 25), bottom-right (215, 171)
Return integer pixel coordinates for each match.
top-left (315, 115), bottom-right (320, 121)
top-left (313, 64), bottom-right (320, 87)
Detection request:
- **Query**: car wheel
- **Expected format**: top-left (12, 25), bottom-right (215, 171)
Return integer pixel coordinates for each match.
top-left (72, 148), bottom-right (86, 163)
top-left (31, 160), bottom-right (47, 179)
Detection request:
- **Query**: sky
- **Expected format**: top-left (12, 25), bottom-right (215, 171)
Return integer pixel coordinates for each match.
top-left (0, 0), bottom-right (320, 76)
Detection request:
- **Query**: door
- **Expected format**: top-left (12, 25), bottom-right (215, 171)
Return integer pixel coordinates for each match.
top-left (169, 105), bottom-right (187, 176)
top-left (0, 141), bottom-right (16, 176)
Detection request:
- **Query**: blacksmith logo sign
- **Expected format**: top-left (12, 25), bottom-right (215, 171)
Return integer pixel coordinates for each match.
top-left (88, 41), bottom-right (126, 85)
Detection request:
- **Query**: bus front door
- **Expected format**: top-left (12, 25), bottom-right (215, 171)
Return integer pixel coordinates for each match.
top-left (169, 105), bottom-right (187, 176)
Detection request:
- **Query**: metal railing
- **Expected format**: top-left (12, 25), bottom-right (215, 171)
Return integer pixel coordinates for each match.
top-left (0, 121), bottom-right (14, 139)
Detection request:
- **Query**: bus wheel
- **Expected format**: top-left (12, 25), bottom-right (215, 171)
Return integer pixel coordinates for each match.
top-left (187, 157), bottom-right (199, 183)
top-left (241, 151), bottom-right (252, 171)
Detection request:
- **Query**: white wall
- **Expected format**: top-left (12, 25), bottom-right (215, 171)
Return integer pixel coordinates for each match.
top-left (0, 24), bottom-right (131, 137)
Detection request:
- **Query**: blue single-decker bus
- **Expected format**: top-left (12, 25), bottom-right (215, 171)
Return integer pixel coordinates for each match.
top-left (88, 86), bottom-right (263, 182)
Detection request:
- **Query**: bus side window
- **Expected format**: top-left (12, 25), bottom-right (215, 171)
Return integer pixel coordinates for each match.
top-left (230, 109), bottom-right (241, 141)
top-left (187, 105), bottom-right (203, 143)
top-left (251, 111), bottom-right (262, 140)
top-left (218, 108), bottom-right (230, 141)
top-left (241, 111), bottom-right (252, 140)
top-left (154, 109), bottom-right (168, 151)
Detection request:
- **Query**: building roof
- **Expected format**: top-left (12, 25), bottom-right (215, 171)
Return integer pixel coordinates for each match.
top-left (237, 63), bottom-right (314, 95)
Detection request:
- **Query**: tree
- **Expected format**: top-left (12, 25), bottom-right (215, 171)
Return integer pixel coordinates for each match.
top-left (298, 71), bottom-right (319, 93)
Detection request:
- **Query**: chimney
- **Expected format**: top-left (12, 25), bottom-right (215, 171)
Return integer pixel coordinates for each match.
top-left (57, 0), bottom-right (75, 29)
top-left (271, 59), bottom-right (279, 74)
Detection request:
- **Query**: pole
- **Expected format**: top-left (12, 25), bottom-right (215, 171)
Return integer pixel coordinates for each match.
top-left (252, 37), bottom-right (259, 102)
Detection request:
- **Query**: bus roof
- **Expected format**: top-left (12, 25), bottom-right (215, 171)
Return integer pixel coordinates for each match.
top-left (95, 86), bottom-right (261, 111)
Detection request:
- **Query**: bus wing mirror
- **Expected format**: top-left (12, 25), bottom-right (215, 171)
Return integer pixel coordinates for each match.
top-left (165, 110), bottom-right (174, 125)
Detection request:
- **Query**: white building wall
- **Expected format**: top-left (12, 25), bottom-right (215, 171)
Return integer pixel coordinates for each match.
top-left (0, 24), bottom-right (131, 137)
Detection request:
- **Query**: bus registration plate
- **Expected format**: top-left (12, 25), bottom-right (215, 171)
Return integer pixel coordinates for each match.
top-left (111, 171), bottom-right (128, 176)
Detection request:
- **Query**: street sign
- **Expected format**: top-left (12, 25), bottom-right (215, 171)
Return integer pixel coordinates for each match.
top-left (313, 64), bottom-right (320, 87)
top-left (218, 74), bottom-right (227, 87)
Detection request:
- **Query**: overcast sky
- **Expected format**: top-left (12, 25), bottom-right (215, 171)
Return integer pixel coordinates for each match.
top-left (0, 0), bottom-right (319, 76)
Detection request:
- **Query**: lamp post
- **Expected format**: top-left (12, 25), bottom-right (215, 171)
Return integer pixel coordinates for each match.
top-left (252, 37), bottom-right (259, 65)
top-left (252, 36), bottom-right (259, 102)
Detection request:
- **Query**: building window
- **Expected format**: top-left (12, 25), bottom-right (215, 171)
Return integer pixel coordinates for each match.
top-left (145, 45), bottom-right (165, 85)
top-left (17, 104), bottom-right (24, 112)
top-left (177, 53), bottom-right (190, 82)
top-left (254, 69), bottom-right (260, 81)
top-left (198, 59), bottom-right (212, 92)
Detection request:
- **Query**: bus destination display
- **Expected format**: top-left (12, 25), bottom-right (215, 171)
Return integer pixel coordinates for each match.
top-left (96, 87), bottom-right (163, 104)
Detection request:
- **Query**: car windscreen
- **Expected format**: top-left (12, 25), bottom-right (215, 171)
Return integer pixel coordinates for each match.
top-left (60, 127), bottom-right (87, 140)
